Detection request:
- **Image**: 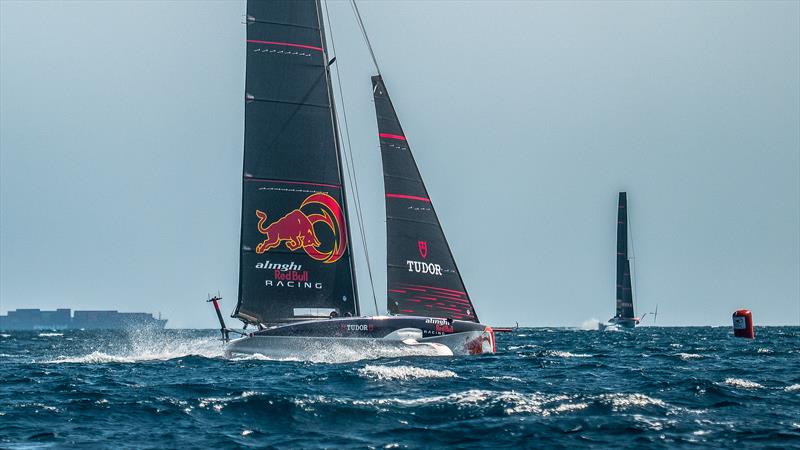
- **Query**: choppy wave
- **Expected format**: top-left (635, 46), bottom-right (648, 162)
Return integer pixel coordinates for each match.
top-left (508, 344), bottom-right (536, 351)
top-left (198, 391), bottom-right (260, 412)
top-left (510, 347), bottom-right (592, 358)
top-left (600, 393), bottom-right (668, 410)
top-left (358, 365), bottom-right (458, 381)
top-left (724, 378), bottom-right (764, 389)
top-left (48, 351), bottom-right (143, 364)
top-left (2, 327), bottom-right (798, 448)
top-left (292, 390), bottom-right (677, 417)
top-left (38, 332), bottom-right (64, 337)
top-left (545, 350), bottom-right (592, 358)
top-left (482, 375), bottom-right (524, 383)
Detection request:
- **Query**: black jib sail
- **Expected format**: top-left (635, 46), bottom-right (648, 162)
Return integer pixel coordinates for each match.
top-left (616, 192), bottom-right (635, 320)
top-left (234, 0), bottom-right (358, 324)
top-left (372, 75), bottom-right (478, 322)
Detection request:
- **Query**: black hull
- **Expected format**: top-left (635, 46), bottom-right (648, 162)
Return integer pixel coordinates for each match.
top-left (603, 317), bottom-right (639, 329)
top-left (226, 315), bottom-right (495, 357)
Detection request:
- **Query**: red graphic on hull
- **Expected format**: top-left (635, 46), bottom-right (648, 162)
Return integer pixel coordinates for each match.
top-left (255, 193), bottom-right (347, 264)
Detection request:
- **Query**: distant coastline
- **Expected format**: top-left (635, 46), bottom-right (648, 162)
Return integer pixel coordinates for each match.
top-left (0, 308), bottom-right (167, 331)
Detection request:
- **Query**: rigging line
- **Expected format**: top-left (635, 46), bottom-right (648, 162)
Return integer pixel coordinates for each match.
top-left (317, 0), bottom-right (361, 316)
top-left (323, 0), bottom-right (380, 316)
top-left (628, 197), bottom-right (637, 306)
top-left (350, 0), bottom-right (381, 75)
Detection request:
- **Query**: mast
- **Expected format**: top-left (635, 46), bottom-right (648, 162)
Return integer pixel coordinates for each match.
top-left (316, 0), bottom-right (359, 316)
top-left (234, 0), bottom-right (358, 324)
top-left (372, 75), bottom-right (479, 323)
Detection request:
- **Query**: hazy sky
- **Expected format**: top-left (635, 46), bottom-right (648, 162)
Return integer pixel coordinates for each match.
top-left (1, 1), bottom-right (798, 328)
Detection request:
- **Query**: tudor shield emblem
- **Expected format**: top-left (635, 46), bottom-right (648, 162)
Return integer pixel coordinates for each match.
top-left (418, 240), bottom-right (428, 259)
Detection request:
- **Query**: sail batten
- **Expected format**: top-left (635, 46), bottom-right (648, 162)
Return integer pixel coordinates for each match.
top-left (245, 39), bottom-right (324, 52)
top-left (244, 178), bottom-right (342, 189)
top-left (373, 75), bottom-right (479, 323)
top-left (235, 0), bottom-right (357, 324)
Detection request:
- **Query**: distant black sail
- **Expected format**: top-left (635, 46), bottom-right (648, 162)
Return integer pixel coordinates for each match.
top-left (616, 192), bottom-right (634, 319)
top-left (372, 75), bottom-right (478, 322)
top-left (235, 0), bottom-right (357, 324)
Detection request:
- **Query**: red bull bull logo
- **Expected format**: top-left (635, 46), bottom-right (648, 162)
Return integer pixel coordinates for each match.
top-left (254, 193), bottom-right (347, 264)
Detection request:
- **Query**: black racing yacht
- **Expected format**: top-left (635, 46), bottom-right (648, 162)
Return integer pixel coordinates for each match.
top-left (604, 192), bottom-right (640, 329)
top-left (210, 0), bottom-right (495, 357)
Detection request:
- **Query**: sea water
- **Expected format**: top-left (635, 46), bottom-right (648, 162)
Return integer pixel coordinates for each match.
top-left (1, 327), bottom-right (798, 448)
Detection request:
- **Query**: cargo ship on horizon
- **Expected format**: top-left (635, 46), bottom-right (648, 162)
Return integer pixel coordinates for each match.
top-left (0, 308), bottom-right (167, 331)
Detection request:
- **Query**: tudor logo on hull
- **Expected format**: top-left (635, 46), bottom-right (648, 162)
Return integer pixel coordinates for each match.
top-left (340, 323), bottom-right (374, 332)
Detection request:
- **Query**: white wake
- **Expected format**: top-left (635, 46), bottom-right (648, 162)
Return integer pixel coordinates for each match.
top-left (358, 365), bottom-right (458, 381)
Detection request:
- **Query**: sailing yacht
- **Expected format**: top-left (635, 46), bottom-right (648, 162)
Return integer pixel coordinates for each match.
top-left (214, 0), bottom-right (495, 356)
top-left (603, 192), bottom-right (640, 329)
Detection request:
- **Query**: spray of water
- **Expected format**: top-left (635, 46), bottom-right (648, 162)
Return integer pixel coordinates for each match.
top-left (44, 329), bottom-right (452, 364)
top-left (579, 318), bottom-right (602, 330)
top-left (45, 329), bottom-right (223, 364)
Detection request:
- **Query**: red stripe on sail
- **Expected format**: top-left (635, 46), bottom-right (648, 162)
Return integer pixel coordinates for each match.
top-left (386, 194), bottom-right (431, 202)
top-left (401, 284), bottom-right (467, 297)
top-left (379, 133), bottom-right (406, 141)
top-left (438, 297), bottom-right (471, 305)
top-left (428, 290), bottom-right (469, 299)
top-left (246, 40), bottom-right (323, 52)
top-left (436, 292), bottom-right (470, 300)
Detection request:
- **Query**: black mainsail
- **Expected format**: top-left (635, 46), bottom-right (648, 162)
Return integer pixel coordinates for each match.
top-left (234, 0), bottom-right (358, 324)
top-left (615, 192), bottom-right (635, 322)
top-left (372, 75), bottom-right (478, 323)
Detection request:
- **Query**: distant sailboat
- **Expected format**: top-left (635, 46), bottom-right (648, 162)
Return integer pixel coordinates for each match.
top-left (604, 192), bottom-right (640, 329)
top-left (209, 0), bottom-right (495, 357)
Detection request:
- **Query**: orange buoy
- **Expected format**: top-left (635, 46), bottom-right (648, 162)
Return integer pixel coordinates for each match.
top-left (732, 309), bottom-right (754, 339)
